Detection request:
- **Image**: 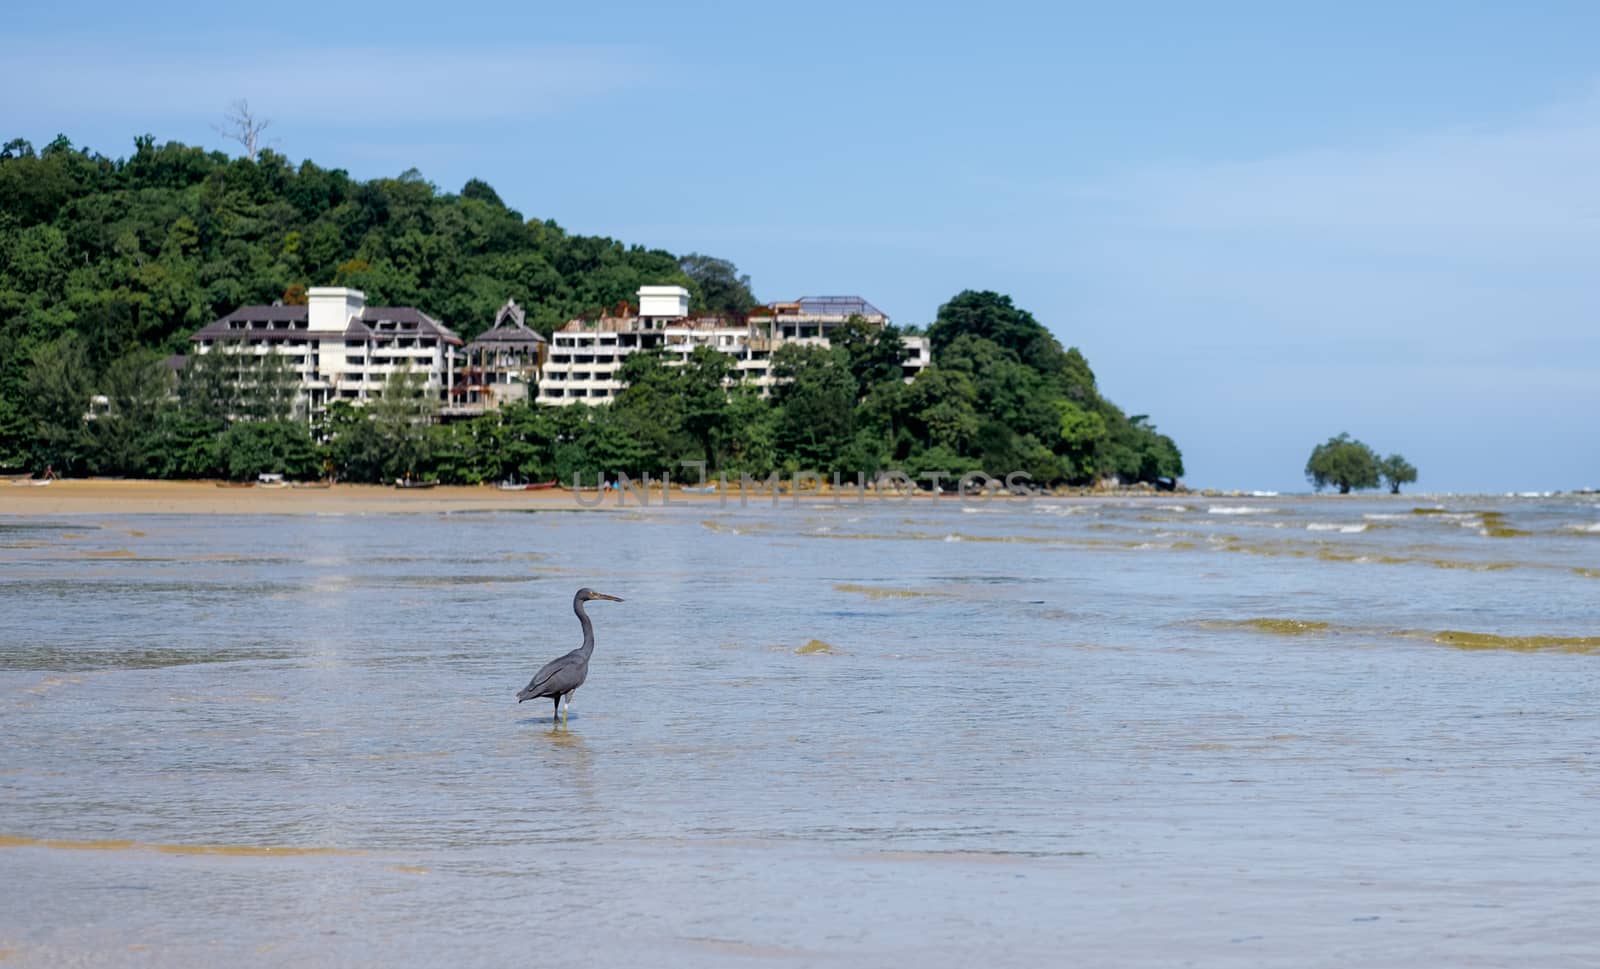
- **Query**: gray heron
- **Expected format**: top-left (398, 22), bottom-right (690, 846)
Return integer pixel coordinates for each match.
top-left (516, 588), bottom-right (624, 724)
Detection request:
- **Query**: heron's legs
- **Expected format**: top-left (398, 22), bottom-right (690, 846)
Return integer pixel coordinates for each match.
top-left (561, 692), bottom-right (571, 724)
top-left (552, 696), bottom-right (560, 724)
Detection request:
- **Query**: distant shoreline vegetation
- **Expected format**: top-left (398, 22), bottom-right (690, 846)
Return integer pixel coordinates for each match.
top-left (566, 469), bottom-right (1046, 506)
top-left (0, 135), bottom-right (1182, 488)
top-left (1306, 433), bottom-right (1418, 494)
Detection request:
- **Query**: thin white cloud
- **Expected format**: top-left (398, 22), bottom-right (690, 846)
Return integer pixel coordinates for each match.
top-left (0, 43), bottom-right (654, 124)
top-left (1065, 87), bottom-right (1600, 244)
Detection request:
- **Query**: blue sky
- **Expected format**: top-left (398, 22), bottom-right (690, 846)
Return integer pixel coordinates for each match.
top-left (5, 1), bottom-right (1598, 492)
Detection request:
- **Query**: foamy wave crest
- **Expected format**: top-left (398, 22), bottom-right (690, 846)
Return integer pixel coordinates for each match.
top-left (1207, 506), bottom-right (1273, 515)
top-left (1565, 522), bottom-right (1600, 534)
top-left (1033, 504), bottom-right (1088, 516)
top-left (1307, 523), bottom-right (1367, 533)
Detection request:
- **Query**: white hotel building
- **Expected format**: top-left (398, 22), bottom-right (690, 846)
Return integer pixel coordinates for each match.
top-left (537, 287), bottom-right (929, 405)
top-left (189, 287), bottom-right (462, 420)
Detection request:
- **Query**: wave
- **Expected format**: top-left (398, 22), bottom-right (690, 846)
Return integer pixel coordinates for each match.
top-left (1207, 506), bottom-right (1273, 515)
top-left (1306, 523), bottom-right (1368, 533)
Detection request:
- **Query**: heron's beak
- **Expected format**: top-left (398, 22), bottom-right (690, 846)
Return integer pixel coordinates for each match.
top-left (591, 592), bottom-right (624, 602)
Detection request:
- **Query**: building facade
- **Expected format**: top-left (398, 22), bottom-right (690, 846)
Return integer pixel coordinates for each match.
top-left (537, 287), bottom-right (928, 405)
top-left (189, 288), bottom-right (462, 421)
top-left (445, 298), bottom-right (547, 417)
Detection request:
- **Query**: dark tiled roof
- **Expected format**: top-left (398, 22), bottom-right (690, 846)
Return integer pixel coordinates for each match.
top-left (191, 326), bottom-right (311, 343)
top-left (361, 307), bottom-right (463, 345)
top-left (191, 304), bottom-right (310, 341)
top-left (469, 321), bottom-right (547, 349)
top-left (191, 303), bottom-right (462, 345)
top-left (224, 304), bottom-right (309, 323)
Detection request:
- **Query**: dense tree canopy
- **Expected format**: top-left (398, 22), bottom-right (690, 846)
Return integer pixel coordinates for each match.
top-left (1380, 454), bottom-right (1418, 494)
top-left (1306, 433), bottom-right (1381, 494)
top-left (0, 134), bottom-right (725, 466)
top-left (1, 136), bottom-right (1184, 488)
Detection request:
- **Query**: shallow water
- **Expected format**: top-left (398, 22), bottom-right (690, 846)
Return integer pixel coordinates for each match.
top-left (2, 495), bottom-right (1598, 967)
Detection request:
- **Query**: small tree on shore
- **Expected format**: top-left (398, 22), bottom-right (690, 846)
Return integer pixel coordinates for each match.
top-left (1380, 454), bottom-right (1418, 494)
top-left (1306, 432), bottom-right (1380, 494)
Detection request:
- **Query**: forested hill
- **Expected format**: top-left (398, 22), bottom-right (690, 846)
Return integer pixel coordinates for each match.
top-left (0, 135), bottom-right (1182, 487)
top-left (0, 135), bottom-right (748, 354)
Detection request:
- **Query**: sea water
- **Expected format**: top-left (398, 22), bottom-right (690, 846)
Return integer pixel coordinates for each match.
top-left (1, 495), bottom-right (1597, 966)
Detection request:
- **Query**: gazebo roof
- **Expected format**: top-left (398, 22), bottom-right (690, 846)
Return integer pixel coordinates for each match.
top-left (468, 298), bottom-right (547, 349)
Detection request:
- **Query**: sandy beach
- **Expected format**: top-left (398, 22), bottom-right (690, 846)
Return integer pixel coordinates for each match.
top-left (0, 479), bottom-right (668, 515)
top-left (1, 478), bottom-right (1117, 516)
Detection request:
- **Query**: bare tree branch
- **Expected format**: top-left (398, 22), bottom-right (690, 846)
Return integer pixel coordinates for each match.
top-left (212, 99), bottom-right (272, 161)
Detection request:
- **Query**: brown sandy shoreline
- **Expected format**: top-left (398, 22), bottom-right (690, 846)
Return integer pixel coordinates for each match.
top-left (0, 478), bottom-right (1207, 516)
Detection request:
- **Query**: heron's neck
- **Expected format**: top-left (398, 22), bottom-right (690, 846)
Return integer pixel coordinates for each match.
top-left (574, 597), bottom-right (595, 654)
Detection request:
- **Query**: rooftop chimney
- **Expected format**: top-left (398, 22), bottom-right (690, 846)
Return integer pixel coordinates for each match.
top-left (308, 287), bottom-right (366, 333)
top-left (637, 285), bottom-right (690, 320)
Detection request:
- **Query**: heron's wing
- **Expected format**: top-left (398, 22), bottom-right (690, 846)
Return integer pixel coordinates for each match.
top-left (519, 651), bottom-right (586, 699)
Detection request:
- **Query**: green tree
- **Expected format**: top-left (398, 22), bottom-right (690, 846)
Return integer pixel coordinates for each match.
top-left (323, 400), bottom-right (386, 482)
top-left (612, 351), bottom-right (687, 474)
top-left (926, 290), bottom-right (1063, 375)
top-left (1380, 454), bottom-right (1418, 494)
top-left (239, 349), bottom-right (299, 422)
top-left (1055, 399), bottom-right (1108, 480)
top-left (1306, 433), bottom-right (1380, 494)
top-left (497, 402), bottom-right (557, 482)
top-left (678, 253), bottom-right (757, 316)
top-left (177, 349), bottom-right (243, 425)
top-left (25, 334), bottom-right (93, 473)
top-left (771, 344), bottom-right (857, 471)
top-left (87, 350), bottom-right (173, 475)
top-left (219, 421), bottom-right (318, 480)
top-left (901, 367), bottom-right (981, 457)
top-left (831, 315), bottom-right (907, 396)
top-left (723, 385), bottom-right (777, 476)
top-left (367, 368), bottom-right (437, 480)
top-left (678, 346), bottom-right (732, 471)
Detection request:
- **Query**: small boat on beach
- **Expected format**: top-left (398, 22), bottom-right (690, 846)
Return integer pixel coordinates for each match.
top-left (681, 484), bottom-right (718, 495)
top-left (292, 481), bottom-right (333, 489)
top-left (497, 480), bottom-right (560, 491)
top-left (394, 478), bottom-right (438, 489)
